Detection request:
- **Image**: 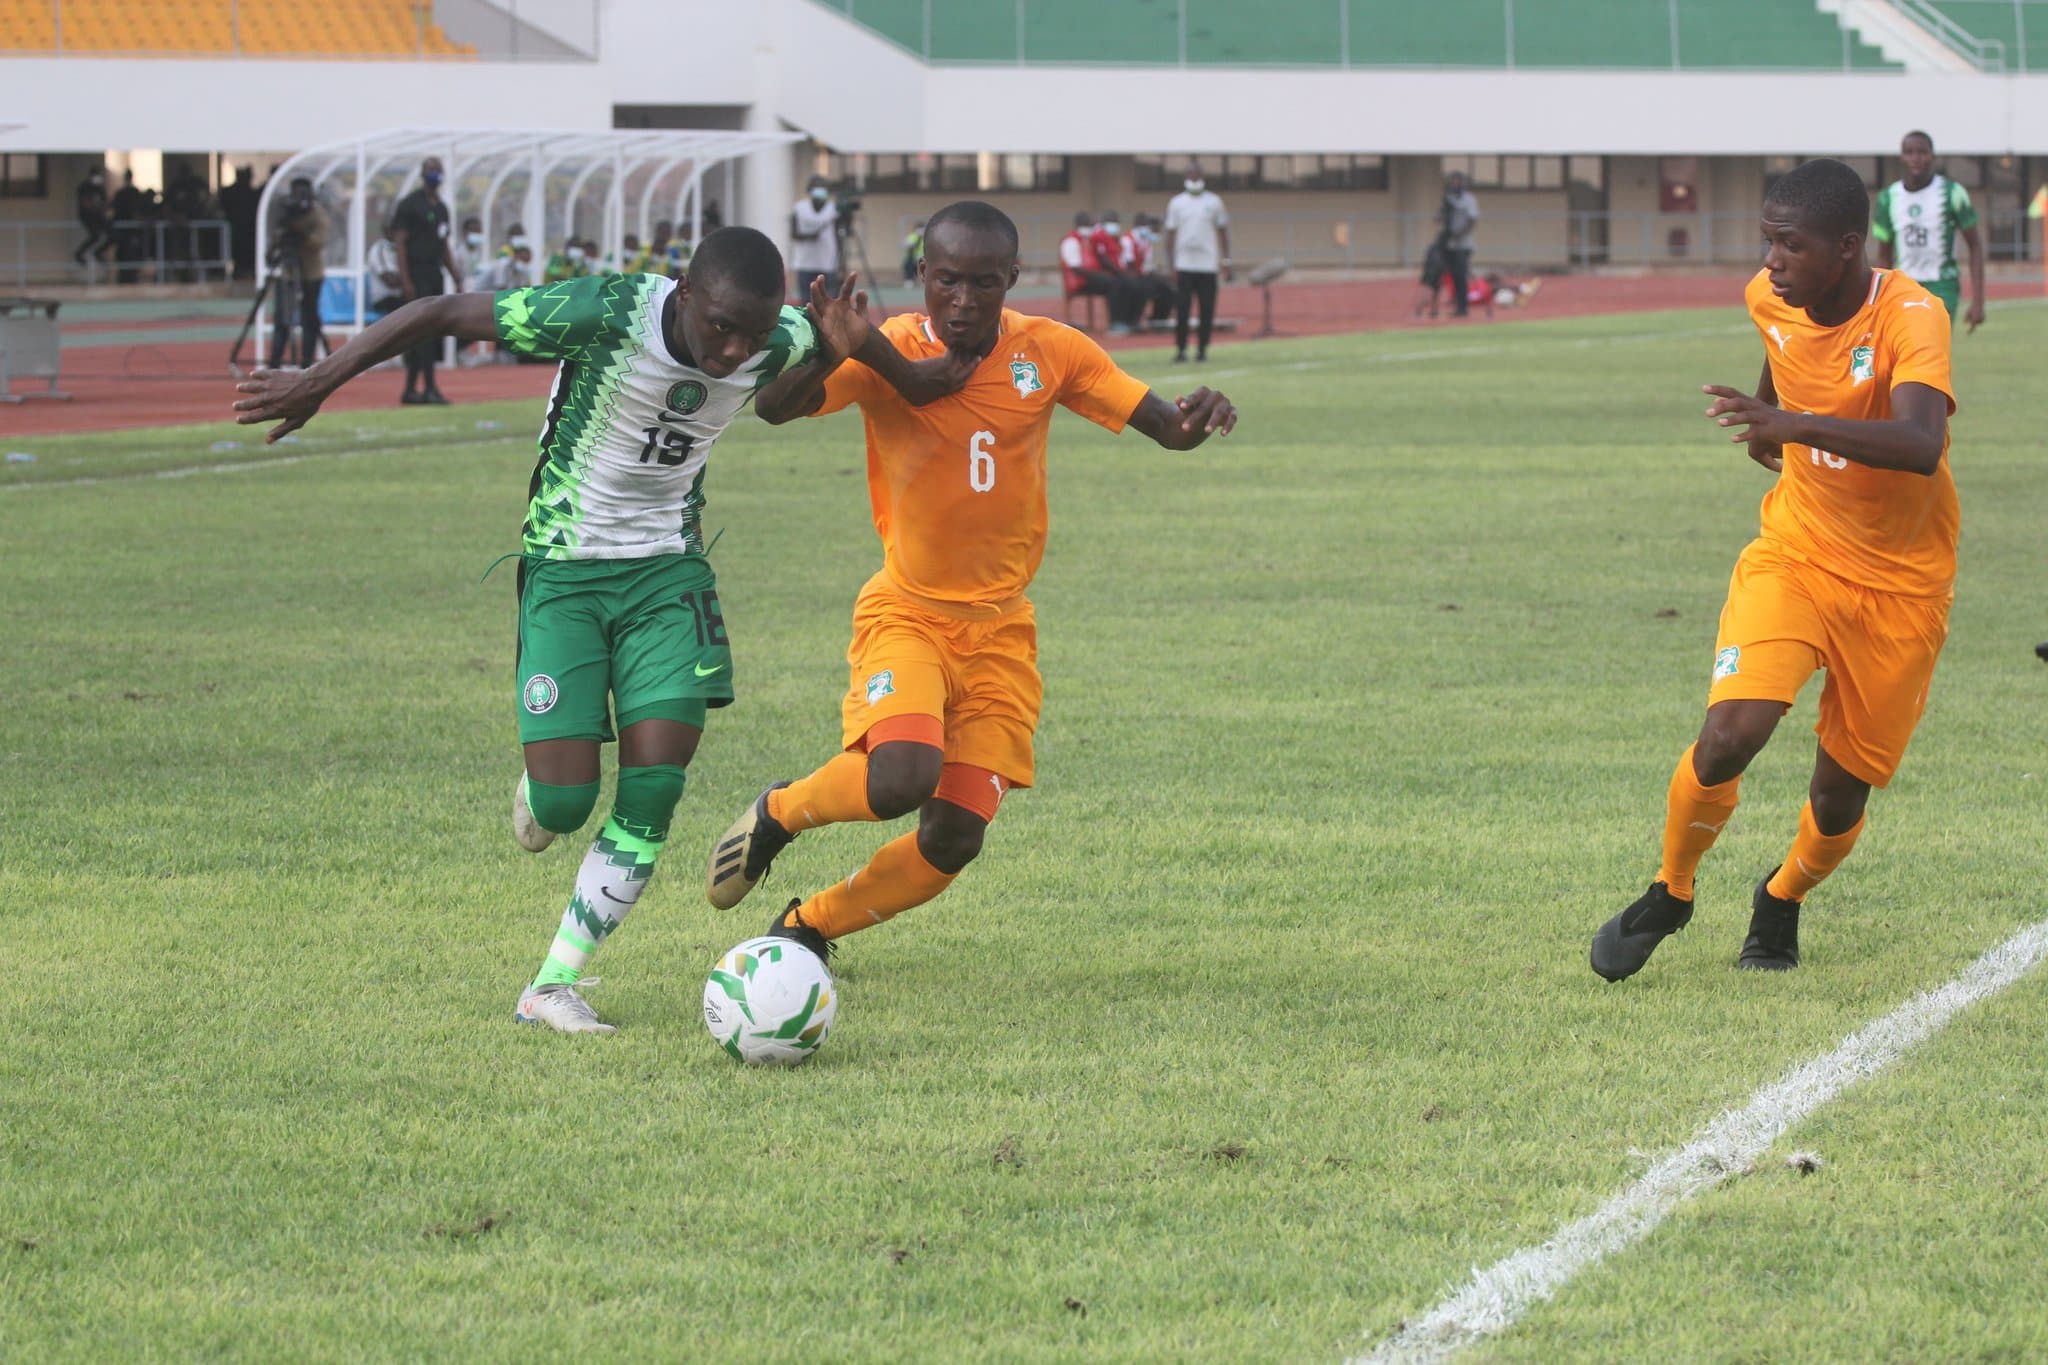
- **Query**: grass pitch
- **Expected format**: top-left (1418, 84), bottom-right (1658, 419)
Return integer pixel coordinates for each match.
top-left (3, 305), bottom-right (2045, 1361)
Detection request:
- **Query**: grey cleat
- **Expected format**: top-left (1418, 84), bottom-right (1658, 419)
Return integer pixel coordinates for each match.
top-left (1591, 881), bottom-right (1695, 982)
top-left (515, 982), bottom-right (615, 1034)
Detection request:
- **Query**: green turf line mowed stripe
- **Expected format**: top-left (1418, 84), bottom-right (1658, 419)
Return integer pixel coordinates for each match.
top-left (1356, 915), bottom-right (2048, 1363)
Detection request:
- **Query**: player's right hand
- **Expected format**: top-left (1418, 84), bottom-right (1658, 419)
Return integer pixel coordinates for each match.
top-left (1745, 437), bottom-right (1783, 473)
top-left (232, 368), bottom-right (327, 443)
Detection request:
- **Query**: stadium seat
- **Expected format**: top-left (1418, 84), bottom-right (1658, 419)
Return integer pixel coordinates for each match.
top-left (2, 0), bottom-right (477, 57)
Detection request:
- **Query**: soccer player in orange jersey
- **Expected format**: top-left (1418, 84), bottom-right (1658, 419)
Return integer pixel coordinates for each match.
top-left (704, 200), bottom-right (1238, 959)
top-left (1592, 158), bottom-right (1957, 981)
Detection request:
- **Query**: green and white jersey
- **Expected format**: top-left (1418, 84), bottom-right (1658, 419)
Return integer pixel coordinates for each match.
top-left (494, 274), bottom-right (817, 560)
top-left (1872, 175), bottom-right (1978, 286)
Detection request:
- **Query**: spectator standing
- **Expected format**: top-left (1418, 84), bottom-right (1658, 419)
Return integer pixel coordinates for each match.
top-left (164, 161), bottom-right (211, 282)
top-left (459, 216), bottom-right (491, 286)
top-left (73, 165), bottom-right (114, 275)
top-left (1440, 170), bottom-right (1480, 319)
top-left (1164, 161), bottom-right (1231, 362)
top-left (389, 155), bottom-right (461, 404)
top-left (110, 169), bottom-right (149, 283)
top-left (220, 164), bottom-right (261, 280)
top-left (789, 174), bottom-right (842, 298)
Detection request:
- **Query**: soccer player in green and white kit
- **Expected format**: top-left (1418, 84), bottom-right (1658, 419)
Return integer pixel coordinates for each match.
top-left (234, 227), bottom-right (953, 1033)
top-left (1873, 130), bottom-right (1986, 332)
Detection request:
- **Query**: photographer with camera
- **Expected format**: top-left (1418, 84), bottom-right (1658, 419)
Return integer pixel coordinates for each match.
top-left (1439, 170), bottom-right (1481, 320)
top-left (790, 174), bottom-right (843, 299)
top-left (267, 175), bottom-right (328, 369)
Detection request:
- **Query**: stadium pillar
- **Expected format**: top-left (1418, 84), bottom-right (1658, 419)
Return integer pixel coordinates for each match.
top-left (743, 103), bottom-right (793, 263)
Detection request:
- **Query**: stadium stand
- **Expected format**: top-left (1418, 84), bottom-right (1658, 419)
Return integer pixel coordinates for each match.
top-left (811, 0), bottom-right (1898, 69)
top-left (1925, 0), bottom-right (2048, 71)
top-left (0, 0), bottom-right (476, 56)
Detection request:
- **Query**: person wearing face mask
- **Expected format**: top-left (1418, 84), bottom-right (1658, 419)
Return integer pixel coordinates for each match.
top-left (1164, 162), bottom-right (1232, 362)
top-left (1100, 210), bottom-right (1173, 332)
top-left (389, 156), bottom-right (463, 404)
top-left (790, 174), bottom-right (843, 301)
top-left (459, 216), bottom-right (491, 289)
top-left (545, 238), bottom-right (590, 284)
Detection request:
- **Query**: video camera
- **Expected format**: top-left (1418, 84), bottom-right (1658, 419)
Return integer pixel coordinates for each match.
top-left (834, 186), bottom-right (863, 230)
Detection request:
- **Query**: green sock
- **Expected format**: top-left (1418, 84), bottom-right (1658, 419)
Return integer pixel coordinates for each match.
top-left (530, 765), bottom-right (687, 990)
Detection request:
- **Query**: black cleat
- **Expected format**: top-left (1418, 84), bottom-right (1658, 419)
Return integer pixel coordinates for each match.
top-left (1738, 871), bottom-right (1801, 971)
top-left (767, 898), bottom-right (833, 967)
top-left (1591, 881), bottom-right (1695, 982)
top-left (2035, 641), bottom-right (2047, 662)
top-left (707, 781), bottom-right (795, 910)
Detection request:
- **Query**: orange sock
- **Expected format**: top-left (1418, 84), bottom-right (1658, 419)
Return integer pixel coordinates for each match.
top-left (794, 832), bottom-right (956, 940)
top-left (768, 751), bottom-right (876, 831)
top-left (1767, 802), bottom-right (1865, 902)
top-left (1655, 744), bottom-right (1742, 901)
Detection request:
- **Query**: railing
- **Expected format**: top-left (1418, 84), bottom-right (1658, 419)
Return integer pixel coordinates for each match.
top-left (6, 219), bottom-right (234, 288)
top-left (1892, 0), bottom-right (2010, 70)
top-left (901, 209), bottom-right (2041, 276)
top-left (822, 0), bottom-right (1907, 69)
top-left (0, 0), bottom-right (598, 61)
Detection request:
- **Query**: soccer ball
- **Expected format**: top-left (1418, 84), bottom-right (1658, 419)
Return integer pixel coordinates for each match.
top-left (702, 936), bottom-right (837, 1066)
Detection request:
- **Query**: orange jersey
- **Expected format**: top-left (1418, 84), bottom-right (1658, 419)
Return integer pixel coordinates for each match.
top-left (815, 310), bottom-right (1151, 610)
top-left (1745, 267), bottom-right (1958, 599)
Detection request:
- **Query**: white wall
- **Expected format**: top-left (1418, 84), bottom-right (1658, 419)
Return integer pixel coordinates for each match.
top-left (6, 0), bottom-right (2048, 158)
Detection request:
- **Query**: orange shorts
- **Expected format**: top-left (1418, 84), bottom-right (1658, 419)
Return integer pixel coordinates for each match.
top-left (838, 572), bottom-right (1042, 789)
top-left (1707, 540), bottom-right (1950, 787)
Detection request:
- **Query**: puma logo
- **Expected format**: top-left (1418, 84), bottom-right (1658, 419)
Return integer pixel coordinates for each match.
top-left (1901, 299), bottom-right (1933, 311)
top-left (1688, 820), bottom-right (1727, 834)
top-left (1766, 324), bottom-right (1789, 353)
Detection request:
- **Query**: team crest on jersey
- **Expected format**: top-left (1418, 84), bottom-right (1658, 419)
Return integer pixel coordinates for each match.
top-left (1850, 346), bottom-right (1875, 384)
top-left (1713, 647), bottom-right (1741, 682)
top-left (1908, 203), bottom-right (1923, 218)
top-left (865, 670), bottom-right (896, 705)
top-left (666, 379), bottom-right (708, 415)
top-left (524, 674), bottom-right (559, 714)
top-left (1009, 360), bottom-right (1044, 397)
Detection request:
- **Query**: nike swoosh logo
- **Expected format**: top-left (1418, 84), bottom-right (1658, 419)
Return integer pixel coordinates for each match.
top-left (600, 887), bottom-right (635, 905)
top-left (694, 661), bottom-right (725, 677)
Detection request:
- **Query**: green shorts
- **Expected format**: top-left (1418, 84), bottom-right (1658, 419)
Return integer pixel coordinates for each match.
top-left (1919, 278), bottom-right (1961, 319)
top-left (516, 554), bottom-right (734, 744)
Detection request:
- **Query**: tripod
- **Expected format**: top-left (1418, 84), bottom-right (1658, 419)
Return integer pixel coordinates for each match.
top-left (838, 218), bottom-right (885, 311)
top-left (228, 249), bottom-right (322, 375)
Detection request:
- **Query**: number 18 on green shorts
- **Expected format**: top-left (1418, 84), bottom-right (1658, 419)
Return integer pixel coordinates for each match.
top-left (516, 554), bottom-right (735, 743)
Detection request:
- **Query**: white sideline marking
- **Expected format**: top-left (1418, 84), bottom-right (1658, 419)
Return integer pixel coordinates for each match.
top-left (1355, 916), bottom-right (2048, 1364)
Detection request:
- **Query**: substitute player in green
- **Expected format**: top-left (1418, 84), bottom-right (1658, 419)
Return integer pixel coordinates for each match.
top-left (1873, 130), bottom-right (1986, 332)
top-left (234, 228), bottom-right (940, 1033)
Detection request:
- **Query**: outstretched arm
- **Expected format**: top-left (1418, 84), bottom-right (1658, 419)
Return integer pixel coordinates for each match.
top-left (1703, 379), bottom-right (1947, 476)
top-left (232, 292), bottom-right (500, 442)
top-left (1126, 386), bottom-right (1237, 452)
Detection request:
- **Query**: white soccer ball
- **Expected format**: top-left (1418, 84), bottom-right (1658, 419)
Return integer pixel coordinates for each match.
top-left (702, 935), bottom-right (837, 1066)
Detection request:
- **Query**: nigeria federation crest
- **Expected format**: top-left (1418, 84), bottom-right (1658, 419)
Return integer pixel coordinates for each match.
top-left (666, 379), bottom-right (708, 415)
top-left (1908, 203), bottom-right (1923, 218)
top-left (1850, 346), bottom-right (1875, 384)
top-left (1010, 360), bottom-right (1044, 397)
top-left (523, 674), bottom-right (559, 714)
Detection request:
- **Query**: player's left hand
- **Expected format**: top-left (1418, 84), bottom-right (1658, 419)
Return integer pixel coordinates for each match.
top-left (1176, 386), bottom-right (1237, 436)
top-left (1703, 384), bottom-right (1795, 458)
top-left (1965, 298), bottom-right (1986, 334)
top-left (232, 368), bottom-right (329, 443)
top-left (809, 270), bottom-right (871, 361)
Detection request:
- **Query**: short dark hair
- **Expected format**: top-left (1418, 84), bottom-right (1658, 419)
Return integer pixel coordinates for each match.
top-left (1903, 129), bottom-right (1934, 150)
top-left (1765, 157), bottom-right (1870, 239)
top-left (688, 225), bottom-right (785, 299)
top-left (924, 200), bottom-right (1019, 257)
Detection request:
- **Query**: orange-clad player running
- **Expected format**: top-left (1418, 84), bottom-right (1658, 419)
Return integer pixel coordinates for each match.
top-left (1592, 158), bottom-right (1957, 981)
top-left (705, 200), bottom-right (1238, 958)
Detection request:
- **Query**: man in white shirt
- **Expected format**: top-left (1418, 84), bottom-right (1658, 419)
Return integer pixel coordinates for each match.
top-left (1163, 161), bottom-right (1231, 363)
top-left (790, 174), bottom-right (843, 300)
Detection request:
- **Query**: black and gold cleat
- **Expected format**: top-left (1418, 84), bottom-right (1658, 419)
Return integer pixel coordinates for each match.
top-left (767, 898), bottom-right (833, 966)
top-left (1591, 881), bottom-right (1695, 982)
top-left (706, 782), bottom-right (794, 910)
top-left (1738, 871), bottom-right (1801, 971)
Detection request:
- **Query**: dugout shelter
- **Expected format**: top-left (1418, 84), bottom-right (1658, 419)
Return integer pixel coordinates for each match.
top-left (254, 126), bottom-right (805, 342)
